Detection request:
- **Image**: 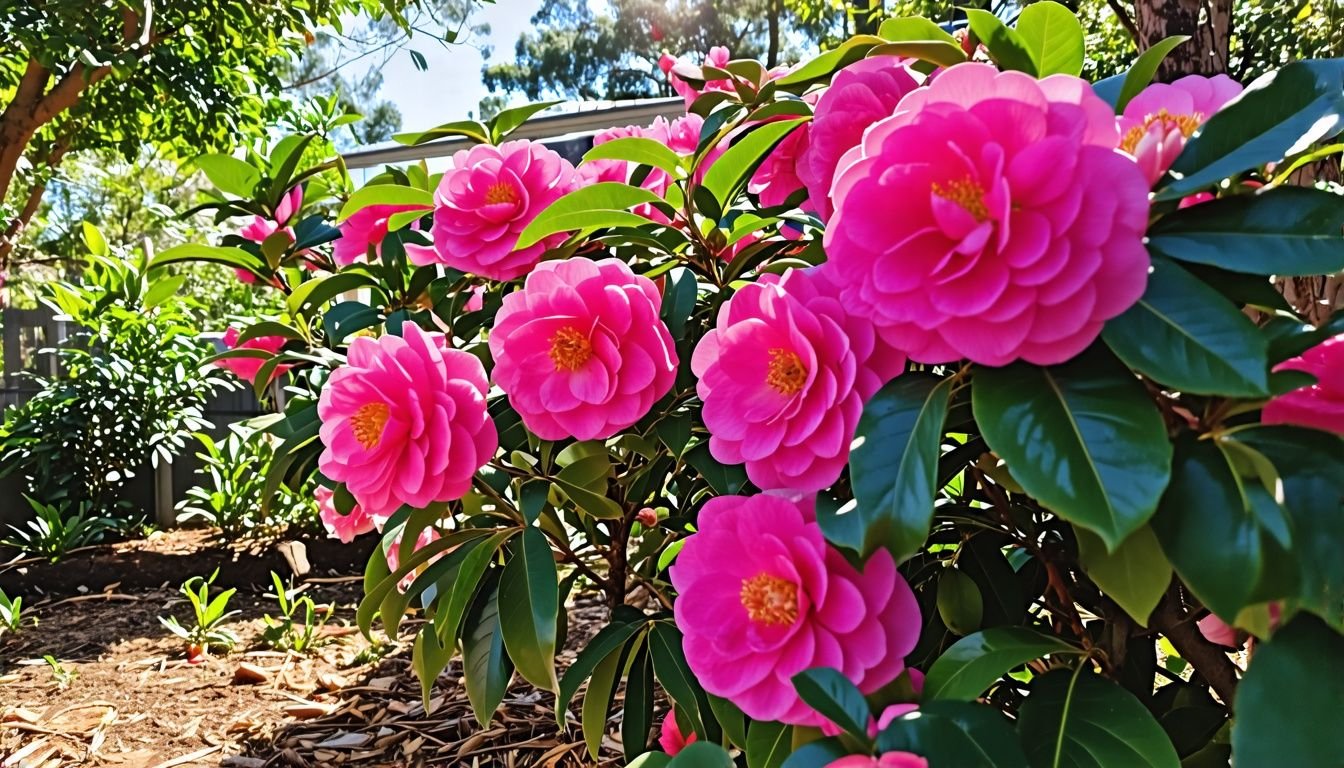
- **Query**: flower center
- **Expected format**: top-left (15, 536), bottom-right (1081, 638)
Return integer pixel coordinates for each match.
top-left (549, 326), bottom-right (593, 372)
top-left (484, 181), bottom-right (520, 206)
top-left (766, 348), bottom-right (807, 395)
top-left (740, 573), bottom-right (799, 627)
top-left (1120, 108), bottom-right (1205, 153)
top-left (350, 402), bottom-right (390, 450)
top-left (931, 175), bottom-right (989, 222)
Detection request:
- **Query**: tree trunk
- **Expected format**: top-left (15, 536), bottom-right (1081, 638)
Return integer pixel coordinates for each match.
top-left (851, 0), bottom-right (880, 36)
top-left (1133, 0), bottom-right (1233, 79)
top-left (767, 0), bottom-right (781, 68)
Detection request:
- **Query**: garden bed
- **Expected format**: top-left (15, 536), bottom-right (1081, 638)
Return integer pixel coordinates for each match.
top-left (0, 530), bottom-right (619, 767)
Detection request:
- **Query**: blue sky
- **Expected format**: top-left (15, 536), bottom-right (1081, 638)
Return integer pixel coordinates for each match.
top-left (371, 0), bottom-right (545, 135)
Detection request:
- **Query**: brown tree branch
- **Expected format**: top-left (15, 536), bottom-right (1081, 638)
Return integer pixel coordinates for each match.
top-left (1105, 0), bottom-right (1142, 47)
top-left (1151, 589), bottom-right (1241, 708)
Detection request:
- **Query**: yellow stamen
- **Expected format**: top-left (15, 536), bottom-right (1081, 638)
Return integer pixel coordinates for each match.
top-left (549, 326), bottom-right (593, 372)
top-left (766, 348), bottom-right (807, 395)
top-left (484, 181), bottom-right (520, 205)
top-left (351, 402), bottom-right (390, 450)
top-left (1120, 108), bottom-right (1204, 153)
top-left (740, 573), bottom-right (799, 626)
top-left (931, 175), bottom-right (990, 222)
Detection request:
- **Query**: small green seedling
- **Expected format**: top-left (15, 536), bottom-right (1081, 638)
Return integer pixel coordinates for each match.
top-left (159, 568), bottom-right (240, 662)
top-left (43, 655), bottom-right (76, 688)
top-left (260, 571), bottom-right (331, 653)
top-left (0, 588), bottom-right (22, 637)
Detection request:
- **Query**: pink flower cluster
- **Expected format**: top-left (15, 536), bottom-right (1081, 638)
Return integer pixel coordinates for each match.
top-left (236, 186), bottom-right (303, 283)
top-left (670, 494), bottom-right (920, 725)
top-left (335, 203), bottom-right (433, 266)
top-left (659, 46), bottom-right (736, 107)
top-left (1119, 74), bottom-right (1242, 185)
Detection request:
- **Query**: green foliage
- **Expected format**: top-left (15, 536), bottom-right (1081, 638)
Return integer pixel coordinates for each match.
top-left (158, 570), bottom-right (241, 657)
top-left (0, 496), bottom-right (119, 562)
top-left (0, 588), bottom-right (24, 637)
top-left (260, 571), bottom-right (332, 653)
top-left (177, 427), bottom-right (318, 538)
top-left (0, 244), bottom-right (228, 513)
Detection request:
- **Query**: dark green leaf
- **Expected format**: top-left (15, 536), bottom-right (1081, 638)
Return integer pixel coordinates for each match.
top-left (1017, 668), bottom-right (1179, 768)
top-left (708, 695), bottom-right (749, 749)
top-left (581, 640), bottom-right (624, 758)
top-left (1147, 187), bottom-right (1344, 276)
top-left (972, 348), bottom-right (1172, 550)
top-left (925, 626), bottom-right (1080, 701)
top-left (1150, 437), bottom-right (1265, 622)
top-left (1014, 1), bottom-right (1084, 76)
top-left (490, 99), bottom-right (563, 142)
top-left (649, 623), bottom-right (708, 740)
top-left (937, 568), bottom-right (983, 636)
top-left (623, 643), bottom-right (655, 761)
top-left (685, 443), bottom-right (750, 495)
top-left (792, 668), bottom-right (871, 738)
top-left (1158, 60), bottom-right (1344, 200)
top-left (436, 530), bottom-right (515, 651)
top-left (877, 700), bottom-right (1030, 767)
top-left (499, 527), bottom-right (560, 691)
top-left (462, 575), bottom-right (513, 726)
top-left (1232, 614), bottom-right (1344, 766)
top-left (1102, 257), bottom-right (1269, 397)
top-left (844, 374), bottom-right (953, 559)
top-left (556, 619), bottom-right (644, 720)
top-left (667, 742), bottom-right (736, 767)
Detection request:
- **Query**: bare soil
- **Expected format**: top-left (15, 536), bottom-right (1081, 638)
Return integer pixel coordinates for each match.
top-left (0, 530), bottom-right (620, 768)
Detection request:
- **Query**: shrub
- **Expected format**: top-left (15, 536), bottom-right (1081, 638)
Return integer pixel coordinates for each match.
top-left (176, 425), bottom-right (318, 537)
top-left (162, 7), bottom-right (1344, 766)
top-left (0, 232), bottom-right (230, 514)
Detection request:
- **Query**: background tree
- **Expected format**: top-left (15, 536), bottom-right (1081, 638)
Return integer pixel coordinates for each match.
top-left (0, 0), bottom-right (476, 277)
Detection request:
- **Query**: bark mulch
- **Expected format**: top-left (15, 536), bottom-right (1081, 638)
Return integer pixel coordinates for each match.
top-left (0, 530), bottom-right (622, 768)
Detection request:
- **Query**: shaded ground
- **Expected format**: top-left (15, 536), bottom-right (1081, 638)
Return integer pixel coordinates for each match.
top-left (0, 530), bottom-right (622, 767)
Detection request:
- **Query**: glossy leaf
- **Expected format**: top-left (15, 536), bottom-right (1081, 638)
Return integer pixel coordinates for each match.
top-left (195, 153), bottom-right (260, 197)
top-left (746, 720), bottom-right (793, 768)
top-left (925, 626), bottom-right (1081, 701)
top-left (701, 119), bottom-right (808, 207)
top-left (937, 568), bottom-right (983, 636)
top-left (649, 623), bottom-right (709, 739)
top-left (1014, 1), bottom-right (1084, 76)
top-left (877, 700), bottom-right (1030, 767)
top-left (965, 9), bottom-right (1037, 76)
top-left (584, 137), bottom-right (684, 175)
top-left (667, 742), bottom-right (736, 767)
top-left (1157, 60), bottom-right (1344, 200)
top-left (793, 668), bottom-right (871, 739)
top-left (1114, 36), bottom-right (1190, 112)
top-left (462, 576), bottom-right (514, 726)
top-left (623, 643), bottom-right (655, 761)
top-left (843, 374), bottom-right (953, 559)
top-left (394, 119), bottom-right (491, 146)
top-left (1017, 668), bottom-right (1179, 768)
top-left (1102, 257), bottom-right (1269, 397)
top-left (1147, 186), bottom-right (1344, 276)
top-left (1076, 525), bottom-right (1171, 626)
top-left (1151, 437), bottom-right (1269, 620)
top-left (336, 184), bottom-right (433, 222)
top-left (776, 35), bottom-right (883, 86)
top-left (490, 99), bottom-right (563, 142)
top-left (972, 348), bottom-right (1172, 551)
top-left (517, 182), bottom-right (662, 248)
top-left (1232, 614), bottom-right (1344, 766)
top-left (581, 641), bottom-right (624, 758)
top-left (151, 243), bottom-right (265, 275)
top-left (556, 619), bottom-right (644, 720)
top-left (499, 527), bottom-right (560, 691)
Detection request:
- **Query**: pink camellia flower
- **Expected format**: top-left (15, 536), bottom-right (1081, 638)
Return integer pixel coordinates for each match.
top-left (658, 710), bottom-right (697, 755)
top-left (489, 258), bottom-right (677, 441)
top-left (798, 56), bottom-right (921, 222)
top-left (827, 754), bottom-right (929, 768)
top-left (215, 326), bottom-right (291, 385)
top-left (670, 494), bottom-right (921, 725)
top-left (315, 486), bottom-right (383, 543)
top-left (415, 140), bottom-right (577, 281)
top-left (692, 267), bottom-right (905, 491)
top-left (1262, 335), bottom-right (1344, 434)
top-left (659, 46), bottom-right (735, 107)
top-left (749, 123), bottom-right (811, 208)
top-left (335, 203), bottom-right (433, 266)
top-left (1119, 74), bottom-right (1243, 185)
top-left (239, 185), bottom-right (303, 245)
top-left (317, 322), bottom-right (497, 517)
top-left (825, 63), bottom-right (1150, 366)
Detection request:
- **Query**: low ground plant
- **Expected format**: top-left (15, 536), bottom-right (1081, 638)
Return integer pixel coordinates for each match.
top-left (159, 570), bottom-right (240, 662)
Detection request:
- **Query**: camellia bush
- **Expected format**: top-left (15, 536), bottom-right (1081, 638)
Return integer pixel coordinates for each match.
top-left (158, 4), bottom-right (1344, 765)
